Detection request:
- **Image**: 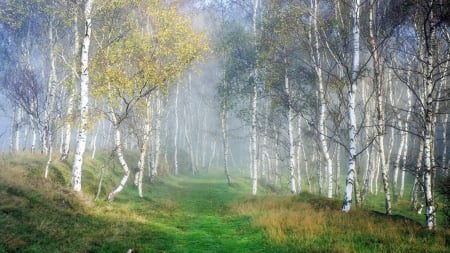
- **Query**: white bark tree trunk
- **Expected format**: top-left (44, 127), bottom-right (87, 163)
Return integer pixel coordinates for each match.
top-left (400, 87), bottom-right (412, 197)
top-left (174, 84), bottom-right (179, 175)
top-left (221, 83), bottom-right (232, 185)
top-left (11, 106), bottom-right (21, 153)
top-left (342, 0), bottom-right (360, 212)
top-left (107, 112), bottom-right (131, 202)
top-left (151, 90), bottom-right (162, 180)
top-left (251, 0), bottom-right (261, 195)
top-left (369, 0), bottom-right (391, 214)
top-left (285, 62), bottom-right (296, 194)
top-left (311, 0), bottom-right (333, 198)
top-left (422, 3), bottom-right (437, 229)
top-left (136, 99), bottom-right (151, 198)
top-left (71, 0), bottom-right (93, 192)
top-left (61, 14), bottom-right (79, 161)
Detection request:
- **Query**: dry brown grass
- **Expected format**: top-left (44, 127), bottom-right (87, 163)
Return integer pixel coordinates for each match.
top-left (231, 194), bottom-right (450, 252)
top-left (232, 197), bottom-right (327, 243)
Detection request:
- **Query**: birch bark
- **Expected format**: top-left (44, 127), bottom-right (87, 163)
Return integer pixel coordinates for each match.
top-left (71, 0), bottom-right (93, 192)
top-left (251, 0), bottom-right (261, 195)
top-left (107, 111), bottom-right (131, 201)
top-left (174, 84), bottom-right (179, 175)
top-left (342, 0), bottom-right (360, 212)
top-left (422, 1), bottom-right (437, 229)
top-left (368, 0), bottom-right (391, 214)
top-left (221, 79), bottom-right (232, 185)
top-left (311, 0), bottom-right (333, 198)
top-left (61, 14), bottom-right (79, 161)
top-left (285, 58), bottom-right (296, 194)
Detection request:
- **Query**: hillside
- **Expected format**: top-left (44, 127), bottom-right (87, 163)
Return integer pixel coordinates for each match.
top-left (0, 154), bottom-right (449, 252)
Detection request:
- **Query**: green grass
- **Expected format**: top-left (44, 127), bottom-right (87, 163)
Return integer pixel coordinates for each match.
top-left (0, 153), bottom-right (449, 252)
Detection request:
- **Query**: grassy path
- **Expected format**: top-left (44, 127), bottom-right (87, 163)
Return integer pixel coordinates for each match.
top-left (139, 175), bottom-right (270, 253)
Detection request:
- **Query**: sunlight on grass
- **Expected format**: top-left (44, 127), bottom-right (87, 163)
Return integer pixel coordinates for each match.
top-left (232, 193), bottom-right (450, 252)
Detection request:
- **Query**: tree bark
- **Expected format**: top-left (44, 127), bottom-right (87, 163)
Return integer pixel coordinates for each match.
top-left (368, 0), bottom-right (391, 215)
top-left (221, 79), bottom-right (232, 185)
top-left (285, 59), bottom-right (296, 194)
top-left (342, 0), bottom-right (360, 212)
top-left (311, 0), bottom-right (333, 198)
top-left (251, 0), bottom-right (261, 195)
top-left (174, 83), bottom-right (179, 175)
top-left (71, 0), bottom-right (94, 192)
top-left (61, 14), bottom-right (79, 161)
top-left (107, 112), bottom-right (131, 202)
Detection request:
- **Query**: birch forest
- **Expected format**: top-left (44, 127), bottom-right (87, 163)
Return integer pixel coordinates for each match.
top-left (0, 0), bottom-right (449, 252)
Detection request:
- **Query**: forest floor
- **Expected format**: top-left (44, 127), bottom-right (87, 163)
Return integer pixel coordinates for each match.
top-left (0, 154), bottom-right (449, 252)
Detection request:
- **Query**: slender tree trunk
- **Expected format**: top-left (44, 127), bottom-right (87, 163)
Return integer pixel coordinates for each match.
top-left (423, 3), bottom-right (437, 229)
top-left (107, 113), bottom-right (131, 202)
top-left (335, 145), bottom-right (341, 196)
top-left (151, 90), bottom-right (162, 181)
top-left (61, 14), bottom-right (79, 161)
top-left (251, 0), bottom-right (261, 195)
top-left (285, 59), bottom-right (296, 194)
top-left (398, 70), bottom-right (411, 199)
top-left (311, 0), bottom-right (333, 198)
top-left (221, 83), bottom-right (231, 185)
top-left (440, 29), bottom-right (450, 176)
top-left (44, 134), bottom-right (53, 178)
top-left (135, 99), bottom-right (152, 197)
top-left (342, 0), bottom-right (360, 212)
top-left (71, 0), bottom-right (93, 192)
top-left (174, 84), bottom-right (179, 175)
top-left (369, 0), bottom-right (391, 214)
top-left (393, 118), bottom-right (405, 200)
top-left (11, 106), bottom-right (21, 153)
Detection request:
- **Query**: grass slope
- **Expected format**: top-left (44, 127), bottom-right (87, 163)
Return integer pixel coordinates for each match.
top-left (0, 154), bottom-right (449, 252)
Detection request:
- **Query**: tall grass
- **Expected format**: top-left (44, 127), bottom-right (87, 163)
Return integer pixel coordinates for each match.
top-left (232, 193), bottom-right (450, 252)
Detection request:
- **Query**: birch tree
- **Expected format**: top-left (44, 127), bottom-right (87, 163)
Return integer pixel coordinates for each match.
top-left (71, 0), bottom-right (93, 192)
top-left (310, 0), bottom-right (333, 198)
top-left (342, 0), bottom-right (360, 212)
top-left (251, 0), bottom-right (261, 195)
top-left (368, 0), bottom-right (391, 215)
top-left (91, 0), bottom-right (207, 199)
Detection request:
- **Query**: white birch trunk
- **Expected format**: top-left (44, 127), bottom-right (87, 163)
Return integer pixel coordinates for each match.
top-left (335, 145), bottom-right (341, 196)
top-left (221, 90), bottom-right (232, 185)
top-left (369, 0), bottom-right (391, 214)
top-left (251, 0), bottom-right (261, 196)
top-left (285, 63), bottom-right (296, 194)
top-left (136, 99), bottom-right (151, 198)
top-left (174, 84), bottom-right (179, 175)
top-left (400, 87), bottom-right (412, 197)
top-left (107, 113), bottom-right (131, 201)
top-left (423, 3), bottom-right (437, 229)
top-left (31, 117), bottom-right (36, 153)
top-left (11, 106), bottom-right (21, 153)
top-left (151, 90), bottom-right (162, 180)
top-left (71, 0), bottom-right (93, 192)
top-left (342, 0), bottom-right (360, 212)
top-left (274, 130), bottom-right (280, 187)
top-left (61, 14), bottom-right (79, 161)
top-left (311, 0), bottom-right (333, 198)
top-left (44, 134), bottom-right (53, 179)
top-left (393, 118), bottom-right (404, 200)
top-left (440, 30), bottom-right (450, 176)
